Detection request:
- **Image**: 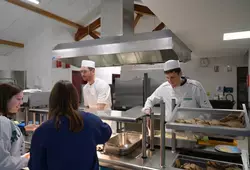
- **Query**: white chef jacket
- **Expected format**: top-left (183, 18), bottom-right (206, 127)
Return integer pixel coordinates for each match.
top-left (143, 78), bottom-right (212, 121)
top-left (83, 78), bottom-right (112, 109)
top-left (83, 78), bottom-right (115, 131)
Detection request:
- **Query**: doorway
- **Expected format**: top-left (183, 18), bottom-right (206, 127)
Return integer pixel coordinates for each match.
top-left (237, 67), bottom-right (248, 110)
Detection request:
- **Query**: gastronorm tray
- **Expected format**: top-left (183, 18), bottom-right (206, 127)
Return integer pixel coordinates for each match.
top-left (151, 130), bottom-right (197, 149)
top-left (172, 154), bottom-right (243, 170)
top-left (165, 105), bottom-right (250, 138)
top-left (104, 131), bottom-right (142, 156)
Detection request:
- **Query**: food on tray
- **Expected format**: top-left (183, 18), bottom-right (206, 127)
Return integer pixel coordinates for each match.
top-left (182, 163), bottom-right (202, 170)
top-left (175, 159), bottom-right (181, 168)
top-left (207, 161), bottom-right (241, 170)
top-left (175, 159), bottom-right (202, 170)
top-left (174, 113), bottom-right (244, 128)
top-left (154, 131), bottom-right (196, 140)
top-left (174, 159), bottom-right (242, 170)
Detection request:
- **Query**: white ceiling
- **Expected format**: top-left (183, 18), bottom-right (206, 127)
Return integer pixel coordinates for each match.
top-left (0, 0), bottom-right (102, 56)
top-left (142, 0), bottom-right (250, 58)
top-left (2, 0), bottom-right (249, 59)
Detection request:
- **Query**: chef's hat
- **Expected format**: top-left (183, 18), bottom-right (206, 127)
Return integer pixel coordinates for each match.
top-left (81, 60), bottom-right (95, 68)
top-left (163, 60), bottom-right (180, 71)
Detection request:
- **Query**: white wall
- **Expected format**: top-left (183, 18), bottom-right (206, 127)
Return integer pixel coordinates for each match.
top-left (95, 66), bottom-right (121, 84)
top-left (0, 56), bottom-right (10, 70)
top-left (0, 51), bottom-right (25, 71)
top-left (20, 25), bottom-right (77, 90)
top-left (121, 55), bottom-right (247, 107)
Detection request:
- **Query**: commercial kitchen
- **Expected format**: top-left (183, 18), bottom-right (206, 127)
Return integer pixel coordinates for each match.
top-left (1, 0), bottom-right (250, 169)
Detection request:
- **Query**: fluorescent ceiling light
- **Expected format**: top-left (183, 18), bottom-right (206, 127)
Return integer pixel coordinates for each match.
top-left (223, 31), bottom-right (250, 40)
top-left (26, 0), bottom-right (40, 5)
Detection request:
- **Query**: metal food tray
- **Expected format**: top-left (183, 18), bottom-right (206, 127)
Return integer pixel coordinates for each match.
top-left (104, 131), bottom-right (142, 156)
top-left (166, 105), bottom-right (250, 138)
top-left (152, 130), bottom-right (197, 149)
top-left (172, 154), bottom-right (243, 170)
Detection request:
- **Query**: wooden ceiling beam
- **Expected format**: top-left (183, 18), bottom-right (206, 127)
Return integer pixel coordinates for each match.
top-left (6, 0), bottom-right (83, 29)
top-left (0, 39), bottom-right (24, 48)
top-left (93, 31), bottom-right (100, 37)
top-left (152, 22), bottom-right (165, 31)
top-left (134, 4), bottom-right (155, 16)
top-left (75, 18), bottom-right (101, 41)
top-left (134, 13), bottom-right (143, 28)
top-left (89, 32), bottom-right (100, 39)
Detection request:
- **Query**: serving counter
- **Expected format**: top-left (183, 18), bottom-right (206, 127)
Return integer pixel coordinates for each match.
top-left (24, 105), bottom-right (250, 170)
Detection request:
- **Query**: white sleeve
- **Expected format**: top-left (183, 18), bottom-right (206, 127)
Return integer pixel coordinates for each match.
top-left (195, 82), bottom-right (212, 108)
top-left (97, 83), bottom-right (111, 104)
top-left (143, 85), bottom-right (162, 111)
top-left (0, 122), bottom-right (28, 170)
top-left (0, 140), bottom-right (28, 170)
top-left (83, 87), bottom-right (88, 107)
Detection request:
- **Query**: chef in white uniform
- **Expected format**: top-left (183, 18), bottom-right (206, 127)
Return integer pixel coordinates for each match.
top-left (80, 60), bottom-right (112, 110)
top-left (142, 60), bottom-right (212, 122)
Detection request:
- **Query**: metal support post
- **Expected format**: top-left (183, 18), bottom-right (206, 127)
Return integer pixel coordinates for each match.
top-left (160, 100), bottom-right (166, 168)
top-left (171, 99), bottom-right (177, 153)
top-left (25, 106), bottom-right (29, 125)
top-left (142, 116), bottom-right (147, 158)
top-left (150, 111), bottom-right (155, 151)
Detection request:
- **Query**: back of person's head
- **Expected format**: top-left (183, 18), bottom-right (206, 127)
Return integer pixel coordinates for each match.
top-left (49, 80), bottom-right (83, 132)
top-left (0, 83), bottom-right (22, 116)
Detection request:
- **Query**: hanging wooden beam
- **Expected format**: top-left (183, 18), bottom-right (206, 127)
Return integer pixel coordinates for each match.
top-left (6, 0), bottom-right (83, 29)
top-left (134, 4), bottom-right (155, 16)
top-left (134, 13), bottom-right (143, 28)
top-left (89, 32), bottom-right (100, 39)
top-left (93, 31), bottom-right (100, 37)
top-left (75, 18), bottom-right (101, 41)
top-left (152, 22), bottom-right (165, 31)
top-left (0, 39), bottom-right (24, 48)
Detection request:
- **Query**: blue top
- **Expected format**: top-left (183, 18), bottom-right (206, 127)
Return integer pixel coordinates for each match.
top-left (28, 112), bottom-right (112, 170)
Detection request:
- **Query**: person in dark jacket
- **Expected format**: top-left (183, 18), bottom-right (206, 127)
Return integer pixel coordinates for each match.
top-left (28, 80), bottom-right (112, 170)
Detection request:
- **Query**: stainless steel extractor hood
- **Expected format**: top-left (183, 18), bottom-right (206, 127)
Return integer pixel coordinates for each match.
top-left (52, 0), bottom-right (191, 67)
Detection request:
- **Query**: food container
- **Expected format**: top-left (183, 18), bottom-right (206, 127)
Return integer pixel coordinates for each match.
top-left (166, 106), bottom-right (250, 139)
top-left (172, 154), bottom-right (243, 170)
top-left (152, 130), bottom-right (197, 149)
top-left (104, 131), bottom-right (142, 156)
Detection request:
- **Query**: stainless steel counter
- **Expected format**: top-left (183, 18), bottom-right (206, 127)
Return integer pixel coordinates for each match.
top-left (24, 133), bottom-right (249, 170)
top-left (98, 148), bottom-right (178, 170)
top-left (29, 106), bottom-right (146, 123)
top-left (24, 106), bottom-right (250, 169)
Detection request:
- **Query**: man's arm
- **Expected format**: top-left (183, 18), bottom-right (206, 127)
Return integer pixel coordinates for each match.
top-left (83, 87), bottom-right (88, 107)
top-left (195, 82), bottom-right (213, 108)
top-left (97, 83), bottom-right (111, 110)
top-left (142, 85), bottom-right (163, 113)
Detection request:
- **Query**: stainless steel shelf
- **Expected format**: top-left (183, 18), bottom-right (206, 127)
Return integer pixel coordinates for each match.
top-left (166, 106), bottom-right (250, 138)
top-left (85, 106), bottom-right (146, 122)
top-left (28, 106), bottom-right (146, 123)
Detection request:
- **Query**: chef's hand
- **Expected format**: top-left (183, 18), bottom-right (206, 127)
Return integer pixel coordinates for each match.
top-left (97, 103), bottom-right (106, 110)
top-left (22, 152), bottom-right (30, 159)
top-left (142, 108), bottom-right (151, 115)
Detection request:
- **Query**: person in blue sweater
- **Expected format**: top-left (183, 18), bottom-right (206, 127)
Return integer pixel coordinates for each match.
top-left (28, 80), bottom-right (112, 170)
